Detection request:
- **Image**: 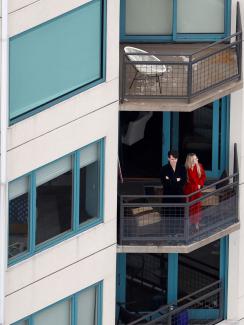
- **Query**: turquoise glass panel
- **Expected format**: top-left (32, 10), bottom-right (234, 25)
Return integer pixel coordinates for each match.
top-left (125, 0), bottom-right (172, 35)
top-left (77, 286), bottom-right (97, 324)
top-left (9, 0), bottom-right (103, 119)
top-left (177, 0), bottom-right (225, 33)
top-left (34, 299), bottom-right (71, 325)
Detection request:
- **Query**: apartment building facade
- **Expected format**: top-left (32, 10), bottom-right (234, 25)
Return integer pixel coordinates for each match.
top-left (0, 0), bottom-right (243, 325)
top-left (0, 0), bottom-right (119, 324)
top-left (117, 0), bottom-right (244, 324)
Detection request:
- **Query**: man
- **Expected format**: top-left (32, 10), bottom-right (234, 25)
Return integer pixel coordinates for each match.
top-left (160, 150), bottom-right (187, 236)
top-left (160, 150), bottom-right (186, 196)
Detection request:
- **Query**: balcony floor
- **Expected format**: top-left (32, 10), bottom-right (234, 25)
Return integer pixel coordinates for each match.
top-left (120, 43), bottom-right (242, 112)
top-left (117, 222), bottom-right (240, 254)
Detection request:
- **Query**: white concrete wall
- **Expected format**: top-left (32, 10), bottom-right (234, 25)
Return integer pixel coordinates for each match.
top-left (5, 101), bottom-right (119, 324)
top-left (3, 0), bottom-right (120, 323)
top-left (5, 245), bottom-right (117, 325)
top-left (228, 0), bottom-right (244, 320)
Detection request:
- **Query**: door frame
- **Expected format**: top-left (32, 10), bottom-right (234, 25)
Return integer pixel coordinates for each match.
top-left (162, 97), bottom-right (230, 179)
top-left (116, 238), bottom-right (229, 319)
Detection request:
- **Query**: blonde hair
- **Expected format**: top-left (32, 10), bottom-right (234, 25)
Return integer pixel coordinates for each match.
top-left (185, 153), bottom-right (201, 178)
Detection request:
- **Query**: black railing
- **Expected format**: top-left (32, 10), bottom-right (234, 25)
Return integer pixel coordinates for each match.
top-left (118, 146), bottom-right (239, 247)
top-left (120, 280), bottom-right (223, 325)
top-left (121, 3), bottom-right (242, 103)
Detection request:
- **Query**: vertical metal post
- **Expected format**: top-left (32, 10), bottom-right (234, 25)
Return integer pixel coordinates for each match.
top-left (187, 55), bottom-right (192, 103)
top-left (234, 143), bottom-right (239, 222)
top-left (119, 196), bottom-right (124, 245)
top-left (184, 204), bottom-right (190, 244)
top-left (0, 0), bottom-right (9, 323)
top-left (236, 2), bottom-right (242, 80)
top-left (167, 305), bottom-right (173, 325)
top-left (121, 53), bottom-right (126, 103)
top-left (219, 281), bottom-right (224, 320)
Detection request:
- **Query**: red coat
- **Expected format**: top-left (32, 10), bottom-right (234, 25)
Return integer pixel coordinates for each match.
top-left (183, 164), bottom-right (206, 224)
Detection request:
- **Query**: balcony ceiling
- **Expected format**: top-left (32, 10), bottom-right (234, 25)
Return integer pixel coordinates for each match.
top-left (117, 222), bottom-right (240, 254)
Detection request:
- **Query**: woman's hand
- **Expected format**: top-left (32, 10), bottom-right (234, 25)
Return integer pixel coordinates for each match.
top-left (198, 185), bottom-right (201, 189)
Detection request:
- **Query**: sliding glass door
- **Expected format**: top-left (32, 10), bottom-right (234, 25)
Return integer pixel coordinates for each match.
top-left (121, 0), bottom-right (230, 42)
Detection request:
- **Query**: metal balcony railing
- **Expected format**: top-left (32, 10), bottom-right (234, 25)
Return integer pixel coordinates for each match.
top-left (120, 280), bottom-right (223, 325)
top-left (121, 3), bottom-right (242, 103)
top-left (118, 145), bottom-right (239, 247)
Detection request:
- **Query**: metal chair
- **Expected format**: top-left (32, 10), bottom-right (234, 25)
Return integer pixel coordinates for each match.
top-left (124, 46), bottom-right (167, 93)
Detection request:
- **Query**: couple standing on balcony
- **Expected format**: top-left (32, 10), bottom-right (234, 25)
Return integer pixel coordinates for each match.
top-left (160, 150), bottom-right (206, 231)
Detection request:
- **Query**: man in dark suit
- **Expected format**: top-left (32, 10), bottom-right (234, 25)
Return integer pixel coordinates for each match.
top-left (160, 150), bottom-right (186, 196)
top-left (160, 150), bottom-right (186, 236)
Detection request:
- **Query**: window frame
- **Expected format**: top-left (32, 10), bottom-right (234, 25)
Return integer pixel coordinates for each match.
top-left (12, 281), bottom-right (103, 325)
top-left (9, 0), bottom-right (107, 125)
top-left (8, 139), bottom-right (105, 266)
top-left (120, 0), bottom-right (231, 43)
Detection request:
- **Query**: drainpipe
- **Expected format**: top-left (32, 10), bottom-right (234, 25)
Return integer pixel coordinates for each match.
top-left (0, 0), bottom-right (9, 323)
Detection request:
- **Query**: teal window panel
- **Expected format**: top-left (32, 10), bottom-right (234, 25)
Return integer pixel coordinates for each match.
top-left (8, 176), bottom-right (30, 260)
top-left (11, 282), bottom-right (102, 325)
top-left (10, 0), bottom-right (105, 120)
top-left (8, 139), bottom-right (104, 266)
top-left (34, 299), bottom-right (71, 325)
top-left (77, 285), bottom-right (98, 324)
top-left (125, 0), bottom-right (173, 35)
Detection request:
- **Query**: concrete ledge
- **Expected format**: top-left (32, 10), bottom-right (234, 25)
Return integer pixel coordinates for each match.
top-left (117, 222), bottom-right (240, 253)
top-left (120, 80), bottom-right (243, 112)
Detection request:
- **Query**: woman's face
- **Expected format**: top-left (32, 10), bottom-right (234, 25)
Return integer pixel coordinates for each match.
top-left (192, 155), bottom-right (198, 166)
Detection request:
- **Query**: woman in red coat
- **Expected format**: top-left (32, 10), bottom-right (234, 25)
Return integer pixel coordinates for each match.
top-left (183, 153), bottom-right (206, 230)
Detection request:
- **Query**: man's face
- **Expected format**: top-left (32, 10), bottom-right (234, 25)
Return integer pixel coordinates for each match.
top-left (168, 155), bottom-right (178, 165)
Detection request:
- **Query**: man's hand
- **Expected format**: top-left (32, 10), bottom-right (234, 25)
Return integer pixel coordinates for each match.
top-left (166, 176), bottom-right (169, 180)
top-left (176, 178), bottom-right (181, 182)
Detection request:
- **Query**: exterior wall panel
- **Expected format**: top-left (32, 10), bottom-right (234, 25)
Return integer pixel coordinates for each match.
top-left (5, 245), bottom-right (116, 325)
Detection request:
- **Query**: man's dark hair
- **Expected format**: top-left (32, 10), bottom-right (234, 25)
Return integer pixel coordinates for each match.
top-left (168, 150), bottom-right (179, 159)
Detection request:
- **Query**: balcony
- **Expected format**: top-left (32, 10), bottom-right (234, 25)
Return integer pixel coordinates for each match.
top-left (120, 3), bottom-right (242, 112)
top-left (118, 280), bottom-right (223, 325)
top-left (117, 145), bottom-right (239, 253)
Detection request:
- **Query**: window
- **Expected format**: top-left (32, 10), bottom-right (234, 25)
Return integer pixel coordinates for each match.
top-left (12, 283), bottom-right (102, 325)
top-left (177, 0), bottom-right (225, 34)
top-left (125, 0), bottom-right (173, 35)
top-left (36, 156), bottom-right (73, 245)
top-left (121, 0), bottom-right (229, 42)
top-left (8, 140), bottom-right (104, 265)
top-left (9, 0), bottom-right (106, 122)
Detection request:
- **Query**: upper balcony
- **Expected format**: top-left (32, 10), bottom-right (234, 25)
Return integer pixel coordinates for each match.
top-left (117, 145), bottom-right (240, 254)
top-left (120, 3), bottom-right (242, 112)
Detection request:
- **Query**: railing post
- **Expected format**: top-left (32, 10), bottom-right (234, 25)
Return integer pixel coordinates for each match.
top-left (167, 305), bottom-right (173, 325)
top-left (184, 204), bottom-right (190, 244)
top-left (236, 2), bottom-right (242, 80)
top-left (219, 281), bottom-right (224, 320)
top-left (187, 55), bottom-right (192, 103)
top-left (119, 196), bottom-right (124, 245)
top-left (233, 143), bottom-right (239, 222)
top-left (121, 53), bottom-right (126, 103)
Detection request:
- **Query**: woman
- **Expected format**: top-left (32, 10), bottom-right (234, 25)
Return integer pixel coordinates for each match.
top-left (183, 153), bottom-right (206, 230)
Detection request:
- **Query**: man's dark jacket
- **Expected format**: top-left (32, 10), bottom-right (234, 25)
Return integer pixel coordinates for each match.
top-left (160, 163), bottom-right (187, 196)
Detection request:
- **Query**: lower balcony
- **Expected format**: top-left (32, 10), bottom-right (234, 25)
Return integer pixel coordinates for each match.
top-left (117, 280), bottom-right (223, 325)
top-left (117, 146), bottom-right (239, 253)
